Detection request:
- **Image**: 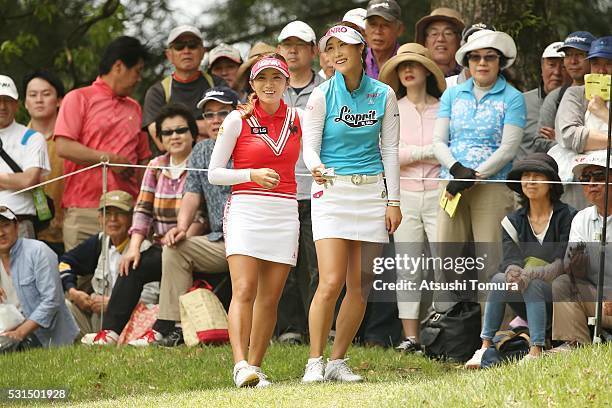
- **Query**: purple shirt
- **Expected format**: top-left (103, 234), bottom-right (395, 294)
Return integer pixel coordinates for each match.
top-left (365, 43), bottom-right (400, 79)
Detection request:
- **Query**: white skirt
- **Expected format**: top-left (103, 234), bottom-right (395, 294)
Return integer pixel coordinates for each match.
top-left (223, 193), bottom-right (299, 266)
top-left (310, 176), bottom-right (389, 243)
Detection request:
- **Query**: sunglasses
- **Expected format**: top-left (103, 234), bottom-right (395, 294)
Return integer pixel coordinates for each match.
top-left (160, 126), bottom-right (190, 137)
top-left (579, 170), bottom-right (607, 183)
top-left (203, 110), bottom-right (230, 120)
top-left (467, 53), bottom-right (500, 63)
top-left (171, 40), bottom-right (201, 51)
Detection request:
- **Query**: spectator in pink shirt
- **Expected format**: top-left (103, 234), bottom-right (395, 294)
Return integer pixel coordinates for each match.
top-left (379, 43), bottom-right (446, 352)
top-left (54, 36), bottom-right (151, 252)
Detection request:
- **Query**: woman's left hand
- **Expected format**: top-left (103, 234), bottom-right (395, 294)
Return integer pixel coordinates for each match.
top-left (385, 206), bottom-right (402, 234)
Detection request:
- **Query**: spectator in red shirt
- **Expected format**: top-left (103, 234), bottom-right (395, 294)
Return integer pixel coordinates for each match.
top-left (55, 36), bottom-right (151, 252)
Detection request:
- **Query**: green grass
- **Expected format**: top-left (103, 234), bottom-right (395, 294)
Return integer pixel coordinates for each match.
top-left (0, 343), bottom-right (610, 407)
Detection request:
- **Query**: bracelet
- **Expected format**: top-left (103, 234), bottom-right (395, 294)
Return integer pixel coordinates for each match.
top-left (386, 201), bottom-right (400, 207)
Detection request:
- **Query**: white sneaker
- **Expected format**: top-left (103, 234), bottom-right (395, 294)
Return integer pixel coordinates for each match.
top-left (233, 361), bottom-right (259, 388)
top-left (81, 330), bottom-right (118, 346)
top-left (302, 356), bottom-right (325, 383)
top-left (518, 353), bottom-right (540, 365)
top-left (465, 348), bottom-right (486, 369)
top-left (127, 329), bottom-right (162, 347)
top-left (251, 366), bottom-right (272, 388)
top-left (323, 358), bottom-right (362, 382)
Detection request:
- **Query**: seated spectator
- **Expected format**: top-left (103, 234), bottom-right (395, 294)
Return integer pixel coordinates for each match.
top-left (61, 190), bottom-right (160, 339)
top-left (127, 94), bottom-right (232, 347)
top-left (197, 87), bottom-right (239, 144)
top-left (22, 69), bottom-right (65, 255)
top-left (552, 150), bottom-right (612, 349)
top-left (0, 206), bottom-right (78, 350)
top-left (0, 75), bottom-right (50, 238)
top-left (538, 32), bottom-right (595, 143)
top-left (518, 41), bottom-right (566, 159)
top-left (465, 154), bottom-right (576, 368)
top-left (551, 36), bottom-right (612, 210)
top-left (79, 105), bottom-right (208, 345)
top-left (208, 43), bottom-right (242, 90)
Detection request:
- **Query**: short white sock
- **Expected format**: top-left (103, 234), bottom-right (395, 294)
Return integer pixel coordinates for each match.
top-left (308, 356), bottom-right (323, 364)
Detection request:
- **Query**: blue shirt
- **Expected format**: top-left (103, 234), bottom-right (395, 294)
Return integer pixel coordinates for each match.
top-left (319, 71), bottom-right (390, 175)
top-left (438, 75), bottom-right (526, 180)
top-left (10, 238), bottom-right (78, 347)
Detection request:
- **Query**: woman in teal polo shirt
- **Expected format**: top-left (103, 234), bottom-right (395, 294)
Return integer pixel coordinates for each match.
top-left (432, 30), bottom-right (526, 301)
top-left (301, 24), bottom-right (401, 383)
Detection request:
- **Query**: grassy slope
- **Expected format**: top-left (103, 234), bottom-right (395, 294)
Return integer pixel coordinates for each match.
top-left (0, 343), bottom-right (610, 407)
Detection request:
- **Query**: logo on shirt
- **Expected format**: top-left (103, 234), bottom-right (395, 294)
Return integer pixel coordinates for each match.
top-left (251, 126), bottom-right (268, 134)
top-left (334, 106), bottom-right (378, 128)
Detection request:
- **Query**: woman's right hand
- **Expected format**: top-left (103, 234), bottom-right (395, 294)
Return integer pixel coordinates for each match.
top-left (311, 164), bottom-right (326, 185)
top-left (250, 168), bottom-right (280, 189)
top-left (119, 246), bottom-right (141, 276)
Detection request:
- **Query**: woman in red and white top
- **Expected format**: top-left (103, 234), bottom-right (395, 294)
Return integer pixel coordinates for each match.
top-left (208, 53), bottom-right (301, 388)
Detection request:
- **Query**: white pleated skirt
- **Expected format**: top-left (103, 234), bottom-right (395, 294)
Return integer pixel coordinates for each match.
top-left (223, 193), bottom-right (299, 266)
top-left (310, 176), bottom-right (389, 243)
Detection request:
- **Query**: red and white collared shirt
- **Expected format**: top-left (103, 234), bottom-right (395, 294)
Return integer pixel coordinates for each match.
top-left (207, 100), bottom-right (302, 200)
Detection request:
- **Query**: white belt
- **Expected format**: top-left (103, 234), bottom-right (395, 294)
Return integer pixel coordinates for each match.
top-left (332, 174), bottom-right (382, 185)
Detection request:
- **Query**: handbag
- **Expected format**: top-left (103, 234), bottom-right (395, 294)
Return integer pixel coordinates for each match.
top-left (420, 301), bottom-right (482, 362)
top-left (0, 303), bottom-right (26, 333)
top-left (118, 302), bottom-right (159, 345)
top-left (179, 280), bottom-right (229, 346)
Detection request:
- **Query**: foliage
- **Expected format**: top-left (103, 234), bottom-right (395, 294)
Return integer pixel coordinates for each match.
top-left (0, 343), bottom-right (610, 406)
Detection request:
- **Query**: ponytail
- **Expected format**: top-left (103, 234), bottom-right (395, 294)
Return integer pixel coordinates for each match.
top-left (238, 92), bottom-right (257, 119)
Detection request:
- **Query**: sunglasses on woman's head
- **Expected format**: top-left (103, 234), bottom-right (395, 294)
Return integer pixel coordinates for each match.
top-left (160, 127), bottom-right (190, 137)
top-left (579, 169), bottom-right (607, 183)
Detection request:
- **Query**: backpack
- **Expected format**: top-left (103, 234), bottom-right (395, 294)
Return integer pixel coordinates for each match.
top-left (161, 71), bottom-right (215, 103)
top-left (480, 327), bottom-right (530, 368)
top-left (420, 302), bottom-right (482, 362)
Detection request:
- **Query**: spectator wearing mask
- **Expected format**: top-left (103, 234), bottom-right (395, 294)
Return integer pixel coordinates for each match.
top-left (143, 26), bottom-right (225, 152)
top-left (364, 0), bottom-right (404, 79)
top-left (539, 32), bottom-right (596, 143)
top-left (378, 43), bottom-right (446, 353)
top-left (0, 206), bottom-right (78, 351)
top-left (208, 43), bottom-right (243, 90)
top-left (22, 70), bottom-right (65, 255)
top-left (518, 42), bottom-right (567, 159)
top-left (433, 30), bottom-right (526, 308)
top-left (275, 20), bottom-right (325, 345)
top-left (549, 36), bottom-right (612, 211)
top-left (551, 150), bottom-right (612, 349)
top-left (61, 190), bottom-right (160, 339)
top-left (0, 75), bottom-right (50, 238)
top-left (465, 154), bottom-right (576, 368)
top-left (415, 8), bottom-right (465, 77)
top-left (55, 36), bottom-right (151, 251)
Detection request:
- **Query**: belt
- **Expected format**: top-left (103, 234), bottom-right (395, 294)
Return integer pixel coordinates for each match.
top-left (332, 174), bottom-right (382, 185)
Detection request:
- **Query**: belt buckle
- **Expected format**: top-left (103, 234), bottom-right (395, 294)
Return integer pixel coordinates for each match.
top-left (351, 174), bottom-right (363, 185)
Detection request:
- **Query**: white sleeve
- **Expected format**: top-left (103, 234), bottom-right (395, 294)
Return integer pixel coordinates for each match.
top-left (207, 111), bottom-right (252, 185)
top-left (381, 87), bottom-right (400, 201)
top-left (432, 117), bottom-right (456, 170)
top-left (23, 132), bottom-right (50, 177)
top-left (301, 87), bottom-right (326, 171)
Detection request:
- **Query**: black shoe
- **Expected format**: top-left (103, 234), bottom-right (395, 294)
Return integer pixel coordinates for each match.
top-left (396, 337), bottom-right (421, 353)
top-left (153, 327), bottom-right (184, 347)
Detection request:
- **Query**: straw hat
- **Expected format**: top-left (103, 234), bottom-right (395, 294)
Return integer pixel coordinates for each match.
top-left (378, 43), bottom-right (446, 95)
top-left (235, 42), bottom-right (277, 89)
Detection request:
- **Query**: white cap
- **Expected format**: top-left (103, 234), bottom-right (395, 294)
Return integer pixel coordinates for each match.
top-left (167, 25), bottom-right (203, 46)
top-left (572, 150), bottom-right (611, 176)
top-left (208, 43), bottom-right (242, 67)
top-left (278, 21), bottom-right (316, 44)
top-left (318, 25), bottom-right (366, 53)
top-left (0, 75), bottom-right (18, 100)
top-left (342, 8), bottom-right (367, 30)
top-left (542, 41), bottom-right (565, 59)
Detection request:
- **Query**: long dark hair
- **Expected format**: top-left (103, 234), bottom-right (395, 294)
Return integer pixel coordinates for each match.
top-left (238, 52), bottom-right (288, 119)
top-left (395, 63), bottom-right (442, 100)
